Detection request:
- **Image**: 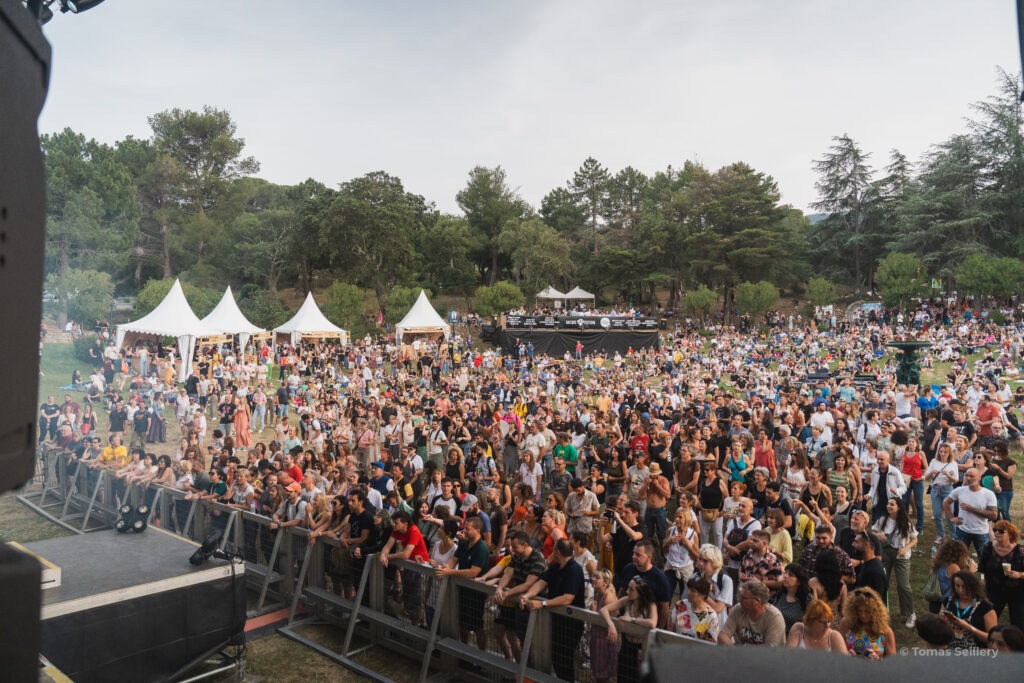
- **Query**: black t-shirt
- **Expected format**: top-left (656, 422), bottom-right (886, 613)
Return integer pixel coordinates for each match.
top-left (612, 523), bottom-right (643, 577)
top-left (619, 564), bottom-right (672, 604)
top-left (539, 559), bottom-right (586, 608)
top-left (219, 402), bottom-right (236, 423)
top-left (953, 419), bottom-right (976, 442)
top-left (348, 509), bottom-right (378, 550)
top-left (40, 402), bottom-right (60, 423)
top-left (276, 387), bottom-right (290, 406)
top-left (109, 407), bottom-right (127, 432)
top-left (836, 526), bottom-right (863, 561)
top-left (133, 411), bottom-right (149, 434)
top-left (708, 435), bottom-right (731, 465)
top-left (855, 557), bottom-right (887, 603)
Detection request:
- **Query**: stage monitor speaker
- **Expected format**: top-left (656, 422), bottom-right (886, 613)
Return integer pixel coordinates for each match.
top-left (0, 0), bottom-right (51, 495)
top-left (0, 543), bottom-right (42, 682)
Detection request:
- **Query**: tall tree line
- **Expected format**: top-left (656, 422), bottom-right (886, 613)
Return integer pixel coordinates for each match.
top-left (43, 68), bottom-right (1024, 326)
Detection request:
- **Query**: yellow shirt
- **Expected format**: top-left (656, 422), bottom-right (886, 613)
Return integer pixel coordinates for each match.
top-left (100, 445), bottom-right (129, 468)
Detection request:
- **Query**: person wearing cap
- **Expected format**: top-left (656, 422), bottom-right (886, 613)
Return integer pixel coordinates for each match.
top-left (269, 480), bottom-right (308, 530)
top-left (368, 461), bottom-right (395, 501)
top-left (461, 493), bottom-right (492, 545)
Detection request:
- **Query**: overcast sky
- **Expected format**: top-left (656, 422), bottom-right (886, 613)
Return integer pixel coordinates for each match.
top-left (38, 0), bottom-right (1020, 215)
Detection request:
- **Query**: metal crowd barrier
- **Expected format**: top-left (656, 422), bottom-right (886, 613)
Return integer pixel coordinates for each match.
top-left (283, 538), bottom-right (709, 683)
top-left (19, 450), bottom-right (709, 682)
top-left (18, 446), bottom-right (121, 533)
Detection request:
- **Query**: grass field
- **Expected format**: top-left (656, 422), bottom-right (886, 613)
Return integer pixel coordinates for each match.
top-left (5, 338), bottom-right (1023, 676)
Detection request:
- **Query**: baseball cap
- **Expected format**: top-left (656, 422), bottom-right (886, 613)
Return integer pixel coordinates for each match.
top-left (286, 482), bottom-right (302, 493)
top-left (460, 494), bottom-right (479, 511)
top-left (371, 461), bottom-right (385, 470)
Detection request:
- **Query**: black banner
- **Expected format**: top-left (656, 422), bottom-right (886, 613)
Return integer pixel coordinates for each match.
top-left (505, 315), bottom-right (657, 330)
top-left (497, 329), bottom-right (659, 356)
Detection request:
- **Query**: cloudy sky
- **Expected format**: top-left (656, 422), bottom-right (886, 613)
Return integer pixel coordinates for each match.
top-left (38, 0), bottom-right (1020, 214)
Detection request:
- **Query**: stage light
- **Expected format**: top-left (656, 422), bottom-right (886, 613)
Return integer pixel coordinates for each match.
top-left (115, 503), bottom-right (134, 533)
top-left (58, 0), bottom-right (106, 13)
top-left (133, 504), bottom-right (149, 533)
top-left (190, 528), bottom-right (234, 565)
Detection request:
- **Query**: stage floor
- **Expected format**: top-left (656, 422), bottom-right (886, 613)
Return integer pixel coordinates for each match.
top-left (25, 527), bottom-right (235, 620)
top-left (22, 528), bottom-right (245, 682)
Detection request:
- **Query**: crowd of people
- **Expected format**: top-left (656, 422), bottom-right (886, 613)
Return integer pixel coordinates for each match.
top-left (39, 298), bottom-right (1024, 680)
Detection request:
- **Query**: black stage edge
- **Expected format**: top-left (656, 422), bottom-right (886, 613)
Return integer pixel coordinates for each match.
top-left (25, 528), bottom-right (246, 683)
top-left (497, 328), bottom-right (659, 357)
top-left (0, 543), bottom-right (42, 682)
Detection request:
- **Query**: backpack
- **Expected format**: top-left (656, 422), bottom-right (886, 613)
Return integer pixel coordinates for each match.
top-left (726, 518), bottom-right (756, 547)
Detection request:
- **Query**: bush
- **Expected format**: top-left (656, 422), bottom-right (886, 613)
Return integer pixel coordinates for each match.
top-left (73, 333), bottom-right (101, 366)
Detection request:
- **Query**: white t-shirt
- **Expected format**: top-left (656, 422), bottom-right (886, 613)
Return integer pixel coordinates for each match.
top-left (947, 485), bottom-right (997, 535)
top-left (518, 461), bottom-right (543, 497)
top-left (923, 459), bottom-right (958, 488)
top-left (664, 524), bottom-right (697, 571)
top-left (809, 410), bottom-right (834, 442)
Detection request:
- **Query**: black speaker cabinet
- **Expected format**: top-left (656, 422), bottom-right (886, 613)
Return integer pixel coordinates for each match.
top-left (0, 0), bottom-right (50, 494)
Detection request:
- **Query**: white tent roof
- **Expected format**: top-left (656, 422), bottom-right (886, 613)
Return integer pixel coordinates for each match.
top-left (115, 279), bottom-right (218, 382)
top-left (116, 279), bottom-right (217, 341)
top-left (536, 285), bottom-right (565, 300)
top-left (564, 286), bottom-right (595, 300)
top-left (396, 290), bottom-right (451, 342)
top-left (274, 292), bottom-right (348, 340)
top-left (202, 286), bottom-right (266, 335)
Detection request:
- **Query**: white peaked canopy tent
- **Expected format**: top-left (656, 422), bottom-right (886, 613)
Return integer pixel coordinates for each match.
top-left (395, 290), bottom-right (451, 343)
top-left (116, 279), bottom-right (219, 382)
top-left (535, 285), bottom-right (565, 307)
top-left (564, 286), bottom-right (596, 306)
top-left (273, 292), bottom-right (348, 345)
top-left (201, 286), bottom-right (267, 351)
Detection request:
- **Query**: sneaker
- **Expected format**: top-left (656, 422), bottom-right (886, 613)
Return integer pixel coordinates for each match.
top-left (905, 614), bottom-right (916, 629)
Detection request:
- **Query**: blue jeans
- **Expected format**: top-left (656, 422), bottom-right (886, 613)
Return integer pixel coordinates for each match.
top-left (903, 479), bottom-right (925, 532)
top-left (997, 490), bottom-right (1014, 522)
top-left (645, 506), bottom-right (668, 543)
top-left (930, 485), bottom-right (954, 539)
top-left (955, 528), bottom-right (988, 555)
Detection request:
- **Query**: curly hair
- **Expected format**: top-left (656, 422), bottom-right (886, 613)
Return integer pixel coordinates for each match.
top-left (951, 570), bottom-right (987, 601)
top-left (933, 538), bottom-right (969, 571)
top-left (840, 587), bottom-right (890, 636)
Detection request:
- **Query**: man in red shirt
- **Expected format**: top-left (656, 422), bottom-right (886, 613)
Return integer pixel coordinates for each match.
top-left (975, 394), bottom-right (1001, 448)
top-left (379, 510), bottom-right (430, 625)
top-left (628, 423), bottom-right (650, 458)
top-left (280, 450), bottom-right (303, 485)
